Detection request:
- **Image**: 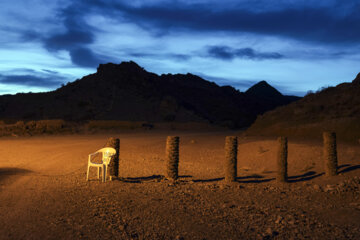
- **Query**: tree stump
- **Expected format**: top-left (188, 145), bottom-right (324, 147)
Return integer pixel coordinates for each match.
top-left (105, 137), bottom-right (120, 179)
top-left (323, 132), bottom-right (338, 176)
top-left (277, 136), bottom-right (288, 182)
top-left (225, 136), bottom-right (238, 182)
top-left (165, 136), bottom-right (180, 180)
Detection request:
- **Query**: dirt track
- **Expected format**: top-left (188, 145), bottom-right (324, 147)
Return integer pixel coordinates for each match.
top-left (0, 131), bottom-right (359, 239)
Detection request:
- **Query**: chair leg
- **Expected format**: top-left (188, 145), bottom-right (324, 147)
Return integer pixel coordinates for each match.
top-left (86, 165), bottom-right (90, 181)
top-left (97, 167), bottom-right (100, 180)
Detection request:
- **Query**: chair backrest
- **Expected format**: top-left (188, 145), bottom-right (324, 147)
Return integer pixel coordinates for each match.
top-left (98, 147), bottom-right (116, 165)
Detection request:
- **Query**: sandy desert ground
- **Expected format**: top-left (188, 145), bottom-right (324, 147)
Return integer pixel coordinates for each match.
top-left (0, 130), bottom-right (359, 239)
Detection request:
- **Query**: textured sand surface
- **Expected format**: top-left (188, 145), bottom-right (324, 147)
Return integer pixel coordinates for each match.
top-left (0, 131), bottom-right (359, 239)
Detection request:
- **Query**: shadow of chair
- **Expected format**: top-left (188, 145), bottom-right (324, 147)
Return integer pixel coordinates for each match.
top-left (0, 167), bottom-right (32, 183)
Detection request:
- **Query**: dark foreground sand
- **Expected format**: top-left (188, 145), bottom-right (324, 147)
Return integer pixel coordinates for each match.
top-left (0, 131), bottom-right (359, 239)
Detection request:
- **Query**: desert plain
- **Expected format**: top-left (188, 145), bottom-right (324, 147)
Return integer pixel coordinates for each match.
top-left (0, 130), bottom-right (359, 240)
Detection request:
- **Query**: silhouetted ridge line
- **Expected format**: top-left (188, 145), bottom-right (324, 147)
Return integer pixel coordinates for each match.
top-left (0, 61), bottom-right (299, 128)
top-left (245, 80), bottom-right (282, 98)
top-left (247, 72), bottom-right (360, 141)
top-left (353, 72), bottom-right (360, 84)
top-left (97, 61), bottom-right (145, 74)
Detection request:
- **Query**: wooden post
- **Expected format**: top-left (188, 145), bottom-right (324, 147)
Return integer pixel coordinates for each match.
top-left (277, 137), bottom-right (288, 182)
top-left (323, 132), bottom-right (338, 176)
top-left (225, 136), bottom-right (238, 182)
top-left (105, 137), bottom-right (120, 179)
top-left (165, 136), bottom-right (180, 180)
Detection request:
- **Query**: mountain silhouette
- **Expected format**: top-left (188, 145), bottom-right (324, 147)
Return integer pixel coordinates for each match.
top-left (0, 61), bottom-right (299, 128)
top-left (244, 80), bottom-right (300, 116)
top-left (245, 80), bottom-right (282, 98)
top-left (353, 72), bottom-right (360, 84)
top-left (247, 72), bottom-right (360, 141)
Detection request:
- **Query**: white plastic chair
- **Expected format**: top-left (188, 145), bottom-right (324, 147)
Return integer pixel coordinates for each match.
top-left (86, 147), bottom-right (116, 182)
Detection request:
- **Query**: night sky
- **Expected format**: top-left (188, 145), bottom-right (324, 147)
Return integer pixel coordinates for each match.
top-left (1, 0), bottom-right (359, 96)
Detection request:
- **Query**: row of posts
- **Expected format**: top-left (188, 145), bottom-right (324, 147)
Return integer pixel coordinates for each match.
top-left (106, 132), bottom-right (338, 182)
top-left (274, 132), bottom-right (338, 182)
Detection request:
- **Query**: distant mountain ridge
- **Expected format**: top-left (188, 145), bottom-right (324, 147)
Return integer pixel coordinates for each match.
top-left (0, 61), bottom-right (300, 128)
top-left (245, 80), bottom-right (282, 98)
top-left (247, 72), bottom-right (360, 141)
top-left (244, 80), bottom-right (300, 114)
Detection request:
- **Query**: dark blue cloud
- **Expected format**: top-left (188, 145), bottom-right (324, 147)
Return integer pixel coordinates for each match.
top-left (168, 53), bottom-right (191, 61)
top-left (0, 73), bottom-right (65, 88)
top-left (43, 2), bottom-right (95, 51)
top-left (20, 0), bottom-right (360, 70)
top-left (207, 46), bottom-right (283, 60)
top-left (0, 68), bottom-right (70, 88)
top-left (42, 69), bottom-right (59, 74)
top-left (96, 0), bottom-right (360, 45)
top-left (207, 46), bottom-right (234, 60)
top-left (39, 2), bottom-right (109, 68)
top-left (44, 30), bottom-right (93, 51)
top-left (43, 32), bottom-right (106, 69)
top-left (129, 52), bottom-right (191, 61)
top-left (69, 47), bottom-right (106, 68)
top-left (21, 30), bottom-right (42, 41)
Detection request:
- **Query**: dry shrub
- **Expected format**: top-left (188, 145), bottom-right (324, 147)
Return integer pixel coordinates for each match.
top-left (0, 124), bottom-right (10, 136)
top-left (155, 122), bottom-right (219, 130)
top-left (18, 119), bottom-right (66, 134)
top-left (0, 119), bottom-right (68, 137)
top-left (15, 121), bottom-right (25, 128)
top-left (87, 121), bottom-right (218, 131)
top-left (87, 120), bottom-right (145, 130)
top-left (247, 117), bottom-right (360, 143)
top-left (35, 120), bottom-right (65, 133)
top-left (0, 121), bottom-right (28, 136)
top-left (26, 121), bottom-right (37, 130)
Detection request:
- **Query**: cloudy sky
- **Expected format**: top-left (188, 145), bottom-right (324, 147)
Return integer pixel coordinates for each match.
top-left (0, 0), bottom-right (359, 96)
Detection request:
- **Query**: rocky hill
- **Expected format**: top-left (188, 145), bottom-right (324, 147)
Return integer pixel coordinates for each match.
top-left (247, 73), bottom-right (360, 141)
top-left (244, 81), bottom-right (300, 115)
top-left (0, 61), bottom-right (299, 128)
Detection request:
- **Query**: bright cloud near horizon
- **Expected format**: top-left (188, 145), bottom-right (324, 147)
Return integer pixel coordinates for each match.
top-left (0, 0), bottom-right (359, 96)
